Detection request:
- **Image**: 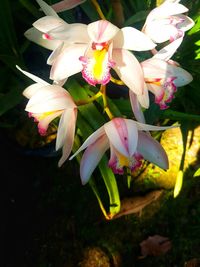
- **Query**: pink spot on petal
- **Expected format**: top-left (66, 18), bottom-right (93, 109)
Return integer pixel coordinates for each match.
top-left (42, 33), bottom-right (53, 40)
top-left (112, 118), bottom-right (129, 152)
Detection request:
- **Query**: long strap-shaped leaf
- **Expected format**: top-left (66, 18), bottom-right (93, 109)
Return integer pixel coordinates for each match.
top-left (98, 156), bottom-right (120, 218)
top-left (68, 79), bottom-right (121, 218)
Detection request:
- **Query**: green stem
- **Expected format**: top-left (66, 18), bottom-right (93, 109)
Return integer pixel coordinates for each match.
top-left (75, 91), bottom-right (102, 106)
top-left (91, 0), bottom-right (106, 20)
top-left (100, 85), bottom-right (114, 119)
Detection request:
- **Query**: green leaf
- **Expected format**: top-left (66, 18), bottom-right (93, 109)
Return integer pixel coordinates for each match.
top-left (0, 0), bottom-right (19, 56)
top-left (161, 109), bottom-right (200, 122)
top-left (88, 178), bottom-right (110, 219)
top-left (67, 79), bottom-right (106, 129)
top-left (173, 121), bottom-right (190, 197)
top-left (80, 1), bottom-right (100, 21)
top-left (19, 0), bottom-right (41, 18)
top-left (194, 168), bottom-right (200, 177)
top-left (174, 170), bottom-right (183, 198)
top-left (0, 54), bottom-right (24, 73)
top-left (112, 99), bottom-right (132, 117)
top-left (69, 80), bottom-right (121, 217)
top-left (124, 10), bottom-right (149, 26)
top-left (188, 16), bottom-right (200, 35)
top-left (98, 156), bottom-right (121, 217)
top-left (0, 85), bottom-right (23, 116)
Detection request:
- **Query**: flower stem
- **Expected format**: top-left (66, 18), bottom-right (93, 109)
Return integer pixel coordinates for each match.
top-left (75, 91), bottom-right (102, 106)
top-left (110, 76), bottom-right (125, 85)
top-left (91, 0), bottom-right (106, 20)
top-left (100, 85), bottom-right (114, 119)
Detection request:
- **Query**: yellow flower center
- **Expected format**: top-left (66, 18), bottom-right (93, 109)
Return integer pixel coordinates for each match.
top-left (118, 153), bottom-right (130, 168)
top-left (37, 111), bottom-right (56, 120)
top-left (93, 47), bottom-right (108, 80)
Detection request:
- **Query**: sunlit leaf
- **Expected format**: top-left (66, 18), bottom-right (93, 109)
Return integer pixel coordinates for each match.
top-left (68, 79), bottom-right (120, 218)
top-left (194, 168), bottom-right (200, 177)
top-left (174, 170), bottom-right (184, 198)
top-left (98, 156), bottom-right (121, 218)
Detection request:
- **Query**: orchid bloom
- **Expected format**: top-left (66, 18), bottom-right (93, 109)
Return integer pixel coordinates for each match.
top-left (48, 19), bottom-right (156, 93)
top-left (142, 0), bottom-right (194, 43)
top-left (25, 1), bottom-right (156, 95)
top-left (17, 66), bottom-right (77, 166)
top-left (69, 117), bottom-right (172, 185)
top-left (140, 39), bottom-right (193, 110)
top-left (24, 0), bottom-right (88, 50)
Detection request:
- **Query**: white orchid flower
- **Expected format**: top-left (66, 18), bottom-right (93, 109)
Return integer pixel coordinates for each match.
top-left (25, 0), bottom-right (156, 94)
top-left (48, 19), bottom-right (156, 93)
top-left (24, 0), bottom-right (89, 50)
top-left (17, 66), bottom-right (77, 166)
top-left (70, 117), bottom-right (172, 184)
top-left (142, 0), bottom-right (194, 43)
top-left (141, 39), bottom-right (193, 109)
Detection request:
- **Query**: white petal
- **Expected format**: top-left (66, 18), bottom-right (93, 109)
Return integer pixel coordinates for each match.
top-left (104, 118), bottom-right (138, 157)
top-left (56, 108), bottom-right (76, 150)
top-left (36, 0), bottom-right (59, 17)
top-left (113, 49), bottom-right (144, 95)
top-left (49, 23), bottom-right (89, 43)
top-left (170, 66), bottom-right (193, 86)
top-left (33, 16), bottom-right (67, 33)
top-left (177, 14), bottom-right (195, 31)
top-left (23, 83), bottom-right (44, 99)
top-left (53, 78), bottom-right (68, 87)
top-left (47, 42), bottom-right (64, 65)
top-left (57, 109), bottom-right (77, 167)
top-left (137, 131), bottom-right (169, 169)
top-left (80, 134), bottom-right (109, 184)
top-left (26, 86), bottom-right (75, 113)
top-left (16, 65), bottom-right (49, 85)
top-left (144, 22), bottom-right (178, 43)
top-left (153, 36), bottom-right (183, 61)
top-left (50, 44), bottom-right (87, 81)
top-left (146, 2), bottom-right (188, 24)
top-left (87, 20), bottom-right (119, 43)
top-left (129, 90), bottom-right (146, 123)
top-left (24, 27), bottom-right (62, 50)
top-left (141, 58), bottom-right (168, 78)
top-left (125, 119), bottom-right (139, 156)
top-left (69, 126), bottom-right (106, 160)
top-left (135, 120), bottom-right (179, 131)
top-left (113, 27), bottom-right (156, 51)
top-left (137, 84), bottom-right (149, 109)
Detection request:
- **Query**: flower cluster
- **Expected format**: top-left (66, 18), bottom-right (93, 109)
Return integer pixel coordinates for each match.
top-left (18, 0), bottom-right (194, 187)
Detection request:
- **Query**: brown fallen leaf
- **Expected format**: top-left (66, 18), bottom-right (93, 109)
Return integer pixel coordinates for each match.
top-left (139, 234), bottom-right (172, 258)
top-left (112, 190), bottom-right (163, 219)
